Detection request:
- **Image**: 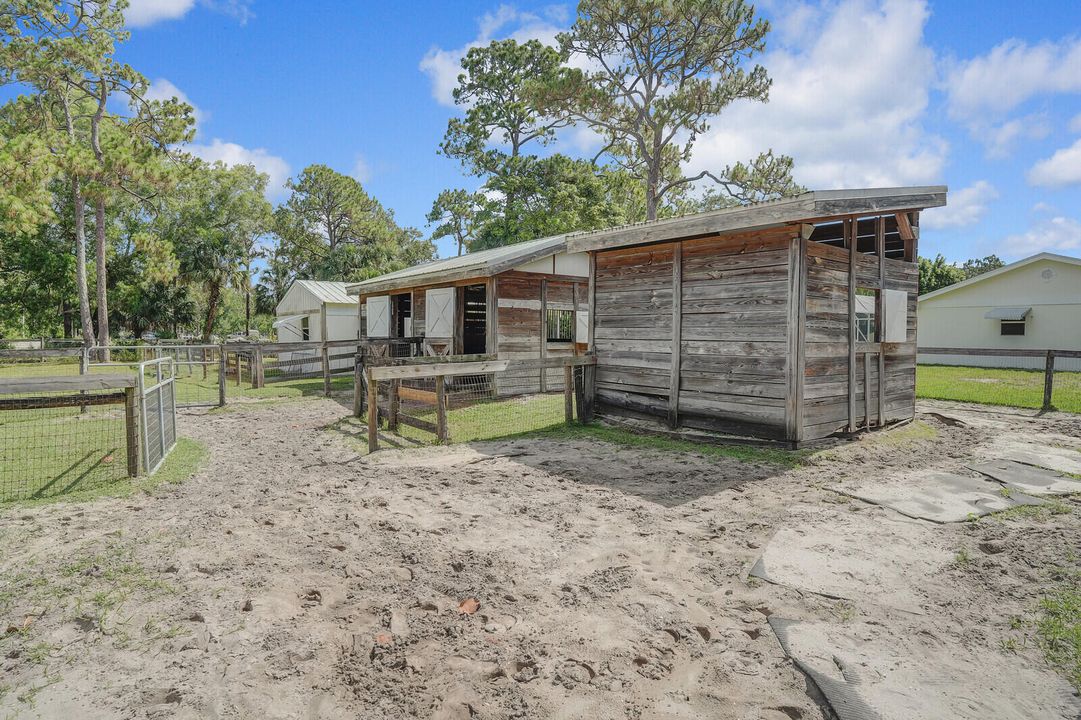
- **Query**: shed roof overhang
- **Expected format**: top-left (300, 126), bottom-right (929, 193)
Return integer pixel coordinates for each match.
top-left (984, 307), bottom-right (1031, 320)
top-left (564, 186), bottom-right (947, 253)
top-left (346, 235), bottom-right (568, 297)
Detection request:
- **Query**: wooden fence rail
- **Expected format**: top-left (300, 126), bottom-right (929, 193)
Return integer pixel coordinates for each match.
top-left (360, 354), bottom-right (597, 453)
top-left (919, 347), bottom-right (1081, 412)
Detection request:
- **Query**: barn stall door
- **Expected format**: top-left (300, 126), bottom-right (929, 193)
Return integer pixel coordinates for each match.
top-left (366, 296), bottom-right (390, 338)
top-left (425, 287), bottom-right (455, 338)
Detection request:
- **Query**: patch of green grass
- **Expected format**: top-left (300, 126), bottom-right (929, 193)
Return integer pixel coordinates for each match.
top-left (917, 364), bottom-right (1081, 414)
top-left (1037, 585), bottom-right (1081, 692)
top-left (954, 547), bottom-right (971, 566)
top-left (525, 422), bottom-right (806, 467)
top-left (992, 499), bottom-right (1074, 522)
top-left (1, 437), bottom-right (206, 509)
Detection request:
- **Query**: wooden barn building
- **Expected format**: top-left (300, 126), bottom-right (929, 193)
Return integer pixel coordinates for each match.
top-left (347, 235), bottom-right (589, 389)
top-left (566, 186), bottom-right (948, 445)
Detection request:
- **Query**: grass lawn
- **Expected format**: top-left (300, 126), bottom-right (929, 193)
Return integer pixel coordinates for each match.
top-left (917, 364), bottom-right (1081, 414)
top-left (330, 390), bottom-right (804, 467)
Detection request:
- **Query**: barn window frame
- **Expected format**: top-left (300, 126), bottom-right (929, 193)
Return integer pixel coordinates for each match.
top-left (545, 308), bottom-right (575, 343)
top-left (301, 316), bottom-right (310, 341)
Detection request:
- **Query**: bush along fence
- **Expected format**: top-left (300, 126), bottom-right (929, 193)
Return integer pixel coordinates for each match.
top-left (355, 353), bottom-right (597, 452)
top-left (919, 347), bottom-right (1081, 412)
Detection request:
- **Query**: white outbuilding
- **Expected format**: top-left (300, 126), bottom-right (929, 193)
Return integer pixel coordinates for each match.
top-left (917, 252), bottom-right (1081, 370)
top-left (273, 280), bottom-right (358, 343)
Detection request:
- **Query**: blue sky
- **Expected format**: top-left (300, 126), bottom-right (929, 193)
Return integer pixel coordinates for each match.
top-left (117, 0), bottom-right (1081, 263)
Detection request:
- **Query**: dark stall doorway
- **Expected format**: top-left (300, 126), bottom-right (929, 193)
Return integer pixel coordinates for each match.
top-left (462, 284), bottom-right (487, 354)
top-left (393, 293), bottom-right (412, 337)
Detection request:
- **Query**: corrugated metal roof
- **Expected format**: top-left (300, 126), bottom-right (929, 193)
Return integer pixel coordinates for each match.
top-left (291, 280), bottom-right (354, 305)
top-left (984, 307), bottom-right (1031, 320)
top-left (346, 234), bottom-right (567, 295)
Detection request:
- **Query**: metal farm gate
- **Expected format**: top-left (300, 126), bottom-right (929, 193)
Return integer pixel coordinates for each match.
top-left (138, 358), bottom-right (178, 473)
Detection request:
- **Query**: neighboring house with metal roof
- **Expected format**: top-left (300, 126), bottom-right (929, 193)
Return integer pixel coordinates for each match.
top-left (274, 280), bottom-right (358, 344)
top-left (346, 236), bottom-right (589, 381)
top-left (917, 252), bottom-right (1081, 370)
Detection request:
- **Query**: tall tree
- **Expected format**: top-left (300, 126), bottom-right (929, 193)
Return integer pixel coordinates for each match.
top-left (534, 0), bottom-right (801, 220)
top-left (164, 160), bottom-right (271, 341)
top-left (961, 255), bottom-right (1005, 279)
top-left (274, 164), bottom-right (434, 281)
top-left (426, 189), bottom-right (486, 255)
top-left (918, 255), bottom-right (964, 295)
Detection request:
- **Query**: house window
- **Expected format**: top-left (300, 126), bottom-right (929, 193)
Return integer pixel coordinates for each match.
top-left (546, 309), bottom-right (574, 342)
top-left (1000, 321), bottom-right (1025, 336)
top-left (301, 316), bottom-right (310, 341)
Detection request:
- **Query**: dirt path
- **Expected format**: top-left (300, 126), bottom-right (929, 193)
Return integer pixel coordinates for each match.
top-left (1, 398), bottom-right (1079, 719)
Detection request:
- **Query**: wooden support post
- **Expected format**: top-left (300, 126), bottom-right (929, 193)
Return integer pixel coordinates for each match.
top-left (785, 235), bottom-right (806, 443)
top-left (202, 346), bottom-right (208, 380)
top-left (573, 366), bottom-right (585, 423)
top-left (435, 374), bottom-right (448, 443)
top-left (218, 349), bottom-right (226, 407)
top-left (864, 352), bottom-right (872, 430)
top-left (539, 279), bottom-right (548, 393)
top-left (587, 253), bottom-right (596, 353)
top-left (353, 352), bottom-right (365, 418)
top-left (253, 348), bottom-right (264, 389)
top-left (581, 363), bottom-right (595, 423)
top-left (388, 379), bottom-right (399, 431)
top-left (321, 303), bottom-right (331, 396)
top-left (124, 385), bottom-right (140, 478)
top-left (1043, 350), bottom-right (1056, 412)
top-left (876, 216), bottom-right (886, 427)
top-left (668, 242), bottom-right (682, 429)
top-left (564, 364), bottom-right (574, 423)
top-left (367, 368), bottom-right (378, 453)
top-left (234, 351), bottom-right (241, 387)
top-left (846, 218), bottom-right (857, 433)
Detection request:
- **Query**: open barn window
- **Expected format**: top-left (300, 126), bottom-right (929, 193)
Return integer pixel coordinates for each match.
top-left (301, 316), bottom-right (310, 341)
top-left (546, 309), bottom-right (574, 342)
top-left (855, 288), bottom-right (878, 342)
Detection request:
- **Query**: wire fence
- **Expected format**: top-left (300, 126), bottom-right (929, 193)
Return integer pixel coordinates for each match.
top-left (360, 356), bottom-right (596, 451)
top-left (0, 375), bottom-right (137, 503)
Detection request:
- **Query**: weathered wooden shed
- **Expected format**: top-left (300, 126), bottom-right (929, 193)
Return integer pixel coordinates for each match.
top-left (347, 235), bottom-right (589, 389)
top-left (565, 186), bottom-right (948, 445)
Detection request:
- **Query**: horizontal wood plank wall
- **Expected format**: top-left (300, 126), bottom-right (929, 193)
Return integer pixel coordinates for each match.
top-left (802, 240), bottom-right (918, 440)
top-left (495, 275), bottom-right (584, 395)
top-left (594, 242), bottom-right (675, 419)
top-left (677, 230), bottom-right (792, 439)
top-left (593, 230), bottom-right (792, 439)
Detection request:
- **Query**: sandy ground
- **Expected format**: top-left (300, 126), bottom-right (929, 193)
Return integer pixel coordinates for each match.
top-left (1, 396), bottom-right (1080, 719)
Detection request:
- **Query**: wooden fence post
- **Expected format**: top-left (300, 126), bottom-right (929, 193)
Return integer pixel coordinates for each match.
top-left (580, 363), bottom-right (595, 423)
top-left (1043, 349), bottom-right (1056, 412)
top-left (234, 351), bottom-right (241, 387)
top-left (353, 352), bottom-right (364, 418)
top-left (367, 368), bottom-right (378, 453)
top-left (388, 379), bottom-right (399, 431)
top-left (322, 341), bottom-right (331, 397)
top-left (253, 348), bottom-right (264, 389)
top-left (864, 352), bottom-right (872, 430)
top-left (218, 348), bottom-right (226, 407)
top-left (436, 374), bottom-right (448, 444)
top-left (564, 364), bottom-right (573, 423)
top-left (124, 385), bottom-right (140, 477)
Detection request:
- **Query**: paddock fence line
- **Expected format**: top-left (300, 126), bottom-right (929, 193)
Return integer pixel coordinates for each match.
top-left (357, 354), bottom-right (597, 453)
top-left (0, 373), bottom-right (139, 502)
top-left (918, 347), bottom-right (1081, 412)
top-left (90, 357), bottom-right (179, 474)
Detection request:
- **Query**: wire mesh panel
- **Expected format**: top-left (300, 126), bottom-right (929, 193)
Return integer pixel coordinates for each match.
top-left (0, 350), bottom-right (84, 379)
top-left (264, 346), bottom-right (322, 383)
top-left (138, 362), bottom-right (178, 474)
top-left (0, 381), bottom-right (133, 503)
top-left (365, 358), bottom-right (589, 450)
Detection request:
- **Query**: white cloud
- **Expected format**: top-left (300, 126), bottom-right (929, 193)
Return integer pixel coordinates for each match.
top-left (145, 78), bottom-right (207, 128)
top-left (351, 155), bottom-right (372, 184)
top-left (124, 0), bottom-right (196, 27)
top-left (124, 0), bottom-right (252, 27)
top-left (1001, 216), bottom-right (1081, 257)
top-left (1029, 138), bottom-right (1081, 188)
top-left (921, 180), bottom-right (997, 229)
top-left (687, 0), bottom-right (946, 189)
top-left (945, 37), bottom-right (1081, 154)
top-left (419, 5), bottom-right (565, 107)
top-left (185, 139), bottom-right (291, 200)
